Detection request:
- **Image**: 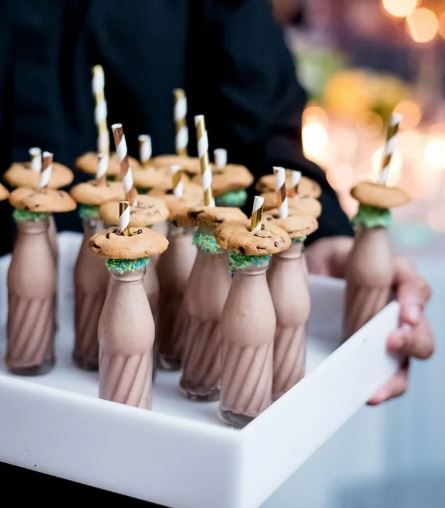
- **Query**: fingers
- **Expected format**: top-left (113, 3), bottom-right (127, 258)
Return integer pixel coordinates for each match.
top-left (394, 257), bottom-right (431, 327)
top-left (368, 360), bottom-right (409, 405)
top-left (305, 236), bottom-right (353, 277)
top-left (388, 317), bottom-right (434, 360)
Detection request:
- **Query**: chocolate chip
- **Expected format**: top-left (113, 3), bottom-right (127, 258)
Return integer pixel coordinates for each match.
top-left (239, 246), bottom-right (245, 254)
top-left (136, 229), bottom-right (143, 234)
top-left (105, 232), bottom-right (110, 239)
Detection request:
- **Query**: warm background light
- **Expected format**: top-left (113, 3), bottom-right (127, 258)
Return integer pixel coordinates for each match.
top-left (439, 12), bottom-right (445, 39)
top-left (302, 106), bottom-right (329, 163)
top-left (394, 100), bottom-right (422, 129)
top-left (407, 8), bottom-right (439, 43)
top-left (382, 0), bottom-right (418, 18)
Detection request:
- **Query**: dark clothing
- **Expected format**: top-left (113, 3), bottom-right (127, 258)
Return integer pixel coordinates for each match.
top-left (0, 0), bottom-right (353, 254)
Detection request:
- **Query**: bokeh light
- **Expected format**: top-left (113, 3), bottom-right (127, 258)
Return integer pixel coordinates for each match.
top-left (302, 106), bottom-right (329, 163)
top-left (394, 100), bottom-right (422, 129)
top-left (424, 133), bottom-right (445, 171)
top-left (407, 8), bottom-right (439, 43)
top-left (439, 12), bottom-right (445, 40)
top-left (382, 0), bottom-right (418, 18)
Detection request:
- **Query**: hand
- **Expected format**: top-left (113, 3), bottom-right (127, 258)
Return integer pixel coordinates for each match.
top-left (306, 236), bottom-right (434, 405)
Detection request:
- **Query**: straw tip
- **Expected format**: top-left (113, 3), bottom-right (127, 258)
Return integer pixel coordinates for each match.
top-left (273, 166), bottom-right (285, 174)
top-left (253, 195), bottom-right (265, 206)
top-left (194, 114), bottom-right (205, 125)
top-left (111, 123), bottom-right (123, 131)
top-left (138, 134), bottom-right (150, 141)
top-left (42, 151), bottom-right (53, 158)
top-left (391, 112), bottom-right (402, 124)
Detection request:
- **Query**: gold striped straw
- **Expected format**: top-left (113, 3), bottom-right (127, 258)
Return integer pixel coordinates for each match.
top-left (138, 134), bottom-right (152, 165)
top-left (273, 166), bottom-right (288, 219)
top-left (39, 151), bottom-right (53, 189)
top-left (119, 201), bottom-right (131, 236)
top-left (174, 89), bottom-right (188, 156)
top-left (96, 153), bottom-right (108, 186)
top-left (213, 148), bottom-right (227, 173)
top-left (194, 115), bottom-right (215, 207)
top-left (29, 147), bottom-right (42, 173)
top-left (171, 164), bottom-right (184, 197)
top-left (250, 195), bottom-right (264, 233)
top-left (112, 123), bottom-right (138, 205)
top-left (378, 113), bottom-right (401, 185)
top-left (92, 65), bottom-right (110, 156)
top-left (289, 170), bottom-right (301, 197)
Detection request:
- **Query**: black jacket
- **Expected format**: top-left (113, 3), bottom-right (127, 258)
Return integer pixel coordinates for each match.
top-left (0, 0), bottom-right (353, 254)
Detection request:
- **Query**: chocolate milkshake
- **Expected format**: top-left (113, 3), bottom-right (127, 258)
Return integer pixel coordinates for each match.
top-left (215, 218), bottom-right (291, 427)
top-left (173, 206), bottom-right (247, 400)
top-left (150, 181), bottom-right (203, 370)
top-left (344, 181), bottom-right (410, 337)
top-left (7, 186), bottom-right (76, 374)
top-left (89, 219), bottom-right (169, 408)
top-left (70, 174), bottom-right (125, 370)
top-left (265, 208), bottom-right (318, 400)
top-left (100, 195), bottom-right (169, 325)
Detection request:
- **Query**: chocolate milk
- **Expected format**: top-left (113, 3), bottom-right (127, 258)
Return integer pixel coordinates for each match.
top-left (144, 261), bottom-right (159, 323)
top-left (73, 217), bottom-right (109, 370)
top-left (47, 214), bottom-right (58, 261)
top-left (268, 242), bottom-right (310, 400)
top-left (344, 227), bottom-right (394, 337)
top-left (180, 247), bottom-right (231, 401)
top-left (7, 218), bottom-right (56, 375)
top-left (98, 267), bottom-right (154, 408)
top-left (219, 262), bottom-right (275, 427)
top-left (157, 225), bottom-right (197, 370)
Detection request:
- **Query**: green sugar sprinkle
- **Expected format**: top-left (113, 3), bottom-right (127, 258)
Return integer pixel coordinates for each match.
top-left (228, 251), bottom-right (270, 272)
top-left (78, 204), bottom-right (100, 219)
top-left (292, 236), bottom-right (307, 244)
top-left (106, 257), bottom-right (150, 274)
top-left (13, 209), bottom-right (49, 222)
top-left (353, 204), bottom-right (392, 229)
top-left (215, 189), bottom-right (248, 207)
top-left (193, 229), bottom-right (221, 254)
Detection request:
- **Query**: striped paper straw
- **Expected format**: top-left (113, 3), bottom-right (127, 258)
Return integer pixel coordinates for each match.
top-left (274, 166), bottom-right (288, 219)
top-left (174, 89), bottom-right (188, 156)
top-left (92, 65), bottom-right (110, 156)
top-left (194, 115), bottom-right (215, 207)
top-left (29, 147), bottom-right (42, 173)
top-left (39, 151), bottom-right (53, 189)
top-left (290, 170), bottom-right (301, 196)
top-left (171, 164), bottom-right (184, 197)
top-left (378, 113), bottom-right (401, 185)
top-left (112, 124), bottom-right (138, 205)
top-left (138, 134), bottom-right (152, 165)
top-left (119, 201), bottom-right (131, 236)
top-left (250, 195), bottom-right (264, 233)
top-left (214, 148), bottom-right (227, 171)
top-left (96, 153), bottom-right (108, 185)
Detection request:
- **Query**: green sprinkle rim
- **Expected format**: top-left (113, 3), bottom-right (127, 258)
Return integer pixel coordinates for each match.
top-left (215, 189), bottom-right (248, 207)
top-left (228, 251), bottom-right (271, 272)
top-left (353, 204), bottom-right (392, 229)
top-left (192, 229), bottom-right (221, 254)
top-left (106, 257), bottom-right (150, 274)
top-left (13, 209), bottom-right (49, 222)
top-left (78, 204), bottom-right (100, 219)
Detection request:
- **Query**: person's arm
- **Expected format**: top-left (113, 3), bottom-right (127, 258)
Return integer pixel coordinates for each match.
top-left (188, 0), bottom-right (353, 241)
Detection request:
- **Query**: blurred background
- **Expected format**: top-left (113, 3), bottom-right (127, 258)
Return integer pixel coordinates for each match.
top-left (265, 1), bottom-right (445, 507)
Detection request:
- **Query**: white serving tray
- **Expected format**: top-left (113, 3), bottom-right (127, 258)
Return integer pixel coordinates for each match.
top-left (0, 232), bottom-right (399, 508)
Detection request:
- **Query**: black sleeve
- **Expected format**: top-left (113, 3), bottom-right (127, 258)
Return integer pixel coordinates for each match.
top-left (188, 0), bottom-right (354, 242)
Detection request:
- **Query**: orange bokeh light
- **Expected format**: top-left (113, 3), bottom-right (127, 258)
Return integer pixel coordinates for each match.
top-left (407, 8), bottom-right (439, 43)
top-left (439, 12), bottom-right (445, 39)
top-left (382, 0), bottom-right (418, 18)
top-left (394, 100), bottom-right (422, 129)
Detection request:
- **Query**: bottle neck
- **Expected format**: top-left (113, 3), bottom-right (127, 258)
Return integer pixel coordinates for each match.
top-left (276, 241), bottom-right (304, 260)
top-left (82, 216), bottom-right (104, 237)
top-left (17, 217), bottom-right (50, 235)
top-left (235, 261), bottom-right (270, 277)
top-left (108, 267), bottom-right (146, 282)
